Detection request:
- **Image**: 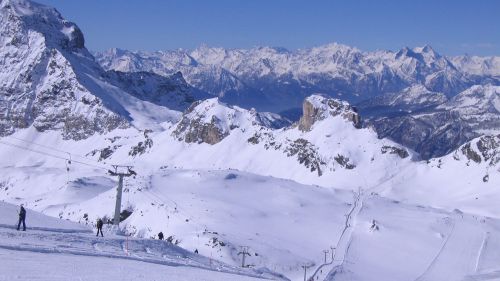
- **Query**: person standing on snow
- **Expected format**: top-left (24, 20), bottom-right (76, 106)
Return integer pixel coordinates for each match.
top-left (158, 232), bottom-right (164, 240)
top-left (96, 218), bottom-right (104, 237)
top-left (17, 204), bottom-right (26, 231)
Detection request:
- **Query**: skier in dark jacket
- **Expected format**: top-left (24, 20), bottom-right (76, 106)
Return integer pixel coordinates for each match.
top-left (96, 218), bottom-right (104, 237)
top-left (158, 231), bottom-right (164, 240)
top-left (17, 204), bottom-right (26, 231)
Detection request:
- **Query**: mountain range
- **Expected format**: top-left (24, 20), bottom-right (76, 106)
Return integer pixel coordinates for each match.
top-left (94, 43), bottom-right (500, 158)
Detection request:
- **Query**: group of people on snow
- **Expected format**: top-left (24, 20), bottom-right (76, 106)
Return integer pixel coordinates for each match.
top-left (15, 204), bottom-right (106, 237)
top-left (15, 205), bottom-right (201, 255)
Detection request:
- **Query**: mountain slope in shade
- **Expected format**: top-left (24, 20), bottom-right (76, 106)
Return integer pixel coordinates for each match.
top-left (366, 85), bottom-right (500, 159)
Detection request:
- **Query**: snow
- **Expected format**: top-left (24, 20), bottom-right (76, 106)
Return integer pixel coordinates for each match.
top-left (3, 0), bottom-right (500, 280)
top-left (0, 201), bottom-right (277, 281)
top-left (2, 93), bottom-right (500, 280)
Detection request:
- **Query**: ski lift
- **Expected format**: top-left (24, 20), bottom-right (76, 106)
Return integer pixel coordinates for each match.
top-left (66, 153), bottom-right (72, 172)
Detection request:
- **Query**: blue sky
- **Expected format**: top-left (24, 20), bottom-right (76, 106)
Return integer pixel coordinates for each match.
top-left (36, 0), bottom-right (499, 56)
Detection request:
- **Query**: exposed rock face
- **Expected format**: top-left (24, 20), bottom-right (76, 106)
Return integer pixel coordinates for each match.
top-left (103, 70), bottom-right (208, 112)
top-left (284, 138), bottom-right (326, 176)
top-left (298, 95), bottom-right (361, 132)
top-left (456, 135), bottom-right (500, 166)
top-left (174, 115), bottom-right (228, 145)
top-left (172, 100), bottom-right (232, 145)
top-left (129, 130), bottom-right (154, 156)
top-left (334, 154), bottom-right (356, 169)
top-left (381, 145), bottom-right (410, 159)
top-left (0, 0), bottom-right (130, 140)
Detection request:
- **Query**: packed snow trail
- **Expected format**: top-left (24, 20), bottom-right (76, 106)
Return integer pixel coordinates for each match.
top-left (309, 189), bottom-right (363, 281)
top-left (0, 202), bottom-right (281, 281)
top-left (414, 212), bottom-right (487, 281)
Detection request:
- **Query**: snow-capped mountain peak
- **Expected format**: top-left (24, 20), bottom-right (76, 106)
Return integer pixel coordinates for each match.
top-left (172, 98), bottom-right (265, 144)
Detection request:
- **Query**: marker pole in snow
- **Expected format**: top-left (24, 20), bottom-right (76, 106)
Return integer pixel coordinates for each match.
top-left (126, 234), bottom-right (129, 256)
top-left (302, 264), bottom-right (312, 281)
top-left (330, 246), bottom-right (335, 262)
top-left (323, 249), bottom-right (329, 263)
top-left (109, 165), bottom-right (136, 226)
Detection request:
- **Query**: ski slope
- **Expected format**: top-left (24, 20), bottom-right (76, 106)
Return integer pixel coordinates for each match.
top-left (322, 196), bottom-right (500, 281)
top-left (0, 201), bottom-right (279, 281)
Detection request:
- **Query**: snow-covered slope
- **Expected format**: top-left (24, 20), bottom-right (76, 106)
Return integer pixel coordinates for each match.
top-left (452, 55), bottom-right (500, 77)
top-left (376, 134), bottom-right (500, 218)
top-left (2, 89), bottom-right (500, 280)
top-left (153, 94), bottom-right (412, 189)
top-left (0, 201), bottom-right (276, 281)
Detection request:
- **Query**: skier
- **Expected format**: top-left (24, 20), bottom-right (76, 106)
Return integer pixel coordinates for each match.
top-left (158, 231), bottom-right (164, 240)
top-left (96, 218), bottom-right (104, 237)
top-left (17, 204), bottom-right (26, 231)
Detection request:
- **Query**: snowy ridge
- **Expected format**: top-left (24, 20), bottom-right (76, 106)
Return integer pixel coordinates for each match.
top-left (452, 55), bottom-right (500, 77)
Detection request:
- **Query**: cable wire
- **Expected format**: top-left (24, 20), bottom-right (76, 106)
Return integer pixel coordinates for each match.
top-left (0, 140), bottom-right (110, 171)
top-left (4, 135), bottom-right (107, 167)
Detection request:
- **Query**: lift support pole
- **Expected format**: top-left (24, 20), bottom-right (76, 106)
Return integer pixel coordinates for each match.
top-left (109, 165), bottom-right (136, 226)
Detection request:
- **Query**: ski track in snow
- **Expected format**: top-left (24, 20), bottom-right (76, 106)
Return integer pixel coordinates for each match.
top-left (307, 189), bottom-right (363, 281)
top-left (413, 215), bottom-right (457, 281)
top-left (414, 213), bottom-right (486, 281)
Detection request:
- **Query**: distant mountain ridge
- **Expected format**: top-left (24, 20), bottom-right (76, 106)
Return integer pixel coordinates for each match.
top-left (95, 44), bottom-right (500, 112)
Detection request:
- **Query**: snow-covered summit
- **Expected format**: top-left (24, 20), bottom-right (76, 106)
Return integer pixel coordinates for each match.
top-left (1, 0), bottom-right (86, 51)
top-left (172, 98), bottom-right (265, 144)
top-left (171, 97), bottom-right (290, 144)
top-left (0, 0), bottom-right (201, 139)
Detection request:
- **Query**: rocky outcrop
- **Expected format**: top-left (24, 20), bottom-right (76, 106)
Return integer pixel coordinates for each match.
top-left (456, 135), bottom-right (500, 166)
top-left (284, 138), bottom-right (326, 176)
top-left (172, 100), bottom-right (231, 145)
top-left (129, 130), bottom-right (154, 156)
top-left (298, 95), bottom-right (361, 132)
top-left (334, 154), bottom-right (356, 169)
top-left (381, 145), bottom-right (409, 159)
top-left (174, 115), bottom-right (228, 145)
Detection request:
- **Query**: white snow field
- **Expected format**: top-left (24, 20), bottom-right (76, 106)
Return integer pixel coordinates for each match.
top-left (0, 201), bottom-right (278, 281)
top-left (3, 164), bottom-right (500, 281)
top-left (1, 103), bottom-right (500, 280)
